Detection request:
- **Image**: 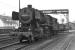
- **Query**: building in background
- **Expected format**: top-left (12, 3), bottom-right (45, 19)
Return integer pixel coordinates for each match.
top-left (0, 15), bottom-right (19, 29)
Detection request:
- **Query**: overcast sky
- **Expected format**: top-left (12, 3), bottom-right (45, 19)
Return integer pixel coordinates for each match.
top-left (0, 0), bottom-right (74, 23)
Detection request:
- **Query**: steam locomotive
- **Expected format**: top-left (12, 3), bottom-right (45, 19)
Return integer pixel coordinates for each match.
top-left (11, 5), bottom-right (62, 43)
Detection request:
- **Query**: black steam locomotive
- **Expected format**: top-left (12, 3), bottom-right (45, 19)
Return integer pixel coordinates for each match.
top-left (11, 5), bottom-right (61, 43)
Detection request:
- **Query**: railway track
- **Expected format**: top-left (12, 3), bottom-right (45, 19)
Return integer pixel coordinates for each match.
top-left (0, 34), bottom-right (30, 50)
top-left (15, 34), bottom-right (65, 50)
top-left (0, 33), bottom-right (18, 42)
top-left (0, 37), bottom-right (13, 41)
top-left (0, 37), bottom-right (48, 50)
top-left (0, 34), bottom-right (67, 50)
top-left (0, 34), bottom-right (9, 38)
top-left (0, 37), bottom-right (19, 50)
top-left (62, 34), bottom-right (74, 50)
top-left (16, 43), bottom-right (33, 50)
top-left (0, 34), bottom-right (12, 41)
top-left (0, 42), bottom-right (19, 49)
top-left (0, 40), bottom-right (35, 50)
top-left (0, 36), bottom-right (18, 42)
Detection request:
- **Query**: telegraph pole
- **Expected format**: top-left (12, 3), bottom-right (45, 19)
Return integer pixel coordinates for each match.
top-left (19, 0), bottom-right (20, 11)
top-left (19, 0), bottom-right (20, 28)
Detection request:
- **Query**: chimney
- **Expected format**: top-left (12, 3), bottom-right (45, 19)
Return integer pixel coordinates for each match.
top-left (27, 5), bottom-right (32, 8)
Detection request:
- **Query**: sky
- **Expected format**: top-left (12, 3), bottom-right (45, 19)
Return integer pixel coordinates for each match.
top-left (0, 0), bottom-right (74, 26)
